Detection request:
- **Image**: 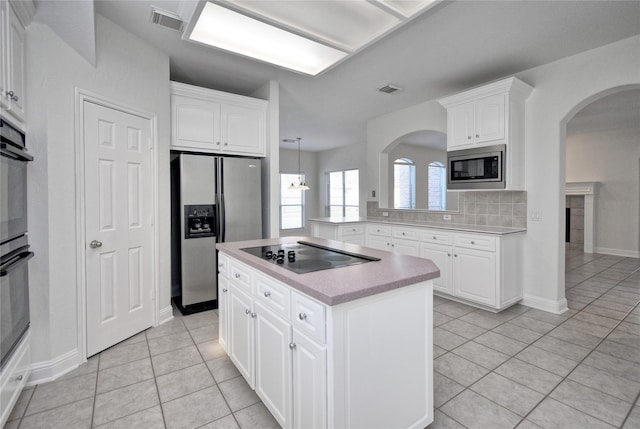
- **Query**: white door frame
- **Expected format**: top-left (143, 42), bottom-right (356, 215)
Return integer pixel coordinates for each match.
top-left (74, 88), bottom-right (160, 362)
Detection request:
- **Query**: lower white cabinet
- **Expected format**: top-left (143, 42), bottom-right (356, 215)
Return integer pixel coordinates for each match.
top-left (453, 247), bottom-right (496, 306)
top-left (0, 331), bottom-right (30, 428)
top-left (218, 251), bottom-right (433, 428)
top-left (420, 243), bottom-right (452, 295)
top-left (366, 224), bottom-right (420, 256)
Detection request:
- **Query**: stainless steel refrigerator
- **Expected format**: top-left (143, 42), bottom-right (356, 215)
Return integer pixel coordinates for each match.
top-left (171, 153), bottom-right (262, 314)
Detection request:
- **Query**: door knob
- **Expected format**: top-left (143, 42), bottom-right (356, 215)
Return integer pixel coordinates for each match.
top-left (89, 240), bottom-right (103, 248)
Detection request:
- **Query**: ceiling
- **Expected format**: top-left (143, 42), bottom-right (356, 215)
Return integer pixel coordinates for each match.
top-left (95, 1), bottom-right (640, 151)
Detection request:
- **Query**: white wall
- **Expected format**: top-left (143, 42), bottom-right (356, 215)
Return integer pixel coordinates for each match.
top-left (26, 13), bottom-right (171, 380)
top-left (279, 149), bottom-right (318, 236)
top-left (365, 35), bottom-right (640, 314)
top-left (566, 115), bottom-right (640, 257)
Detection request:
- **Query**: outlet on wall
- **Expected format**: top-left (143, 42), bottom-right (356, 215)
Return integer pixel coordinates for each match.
top-left (530, 211), bottom-right (542, 221)
top-left (443, 214), bottom-right (452, 221)
top-left (382, 211), bottom-right (389, 217)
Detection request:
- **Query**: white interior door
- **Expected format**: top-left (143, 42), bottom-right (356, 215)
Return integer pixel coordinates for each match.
top-left (84, 101), bottom-right (154, 357)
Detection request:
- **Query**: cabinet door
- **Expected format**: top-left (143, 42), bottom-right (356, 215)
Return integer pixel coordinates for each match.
top-left (218, 276), bottom-right (230, 352)
top-left (172, 94), bottom-right (221, 151)
top-left (229, 287), bottom-right (255, 387)
top-left (5, 4), bottom-right (25, 122)
top-left (448, 103), bottom-right (474, 149)
top-left (474, 94), bottom-right (505, 144)
top-left (453, 247), bottom-right (496, 306)
top-left (366, 235), bottom-right (390, 251)
top-left (292, 330), bottom-right (327, 429)
top-left (254, 302), bottom-right (292, 428)
top-left (391, 238), bottom-right (419, 256)
top-left (0, 0), bottom-right (8, 112)
top-left (420, 244), bottom-right (452, 294)
top-left (221, 103), bottom-right (265, 156)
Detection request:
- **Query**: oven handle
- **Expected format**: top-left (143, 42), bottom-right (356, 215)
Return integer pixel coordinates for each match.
top-left (1, 142), bottom-right (33, 162)
top-left (0, 251), bottom-right (34, 277)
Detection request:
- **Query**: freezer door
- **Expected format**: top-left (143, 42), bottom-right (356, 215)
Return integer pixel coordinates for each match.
top-left (179, 154), bottom-right (217, 306)
top-left (220, 158), bottom-right (262, 242)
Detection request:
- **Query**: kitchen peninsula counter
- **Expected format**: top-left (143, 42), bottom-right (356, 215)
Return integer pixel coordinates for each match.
top-left (216, 236), bottom-right (439, 306)
top-left (308, 216), bottom-right (526, 235)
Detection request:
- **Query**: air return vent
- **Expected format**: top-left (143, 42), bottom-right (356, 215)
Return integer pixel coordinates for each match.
top-left (150, 6), bottom-right (184, 32)
top-left (378, 84), bottom-right (402, 94)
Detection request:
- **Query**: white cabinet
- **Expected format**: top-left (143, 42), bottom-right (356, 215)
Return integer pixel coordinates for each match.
top-left (366, 224), bottom-right (419, 256)
top-left (439, 77), bottom-right (534, 190)
top-left (1, 1), bottom-right (31, 124)
top-left (218, 276), bottom-right (229, 352)
top-left (453, 247), bottom-right (496, 306)
top-left (448, 94), bottom-right (505, 149)
top-left (420, 243), bottom-right (452, 295)
top-left (0, 331), bottom-right (30, 428)
top-left (170, 82), bottom-right (267, 156)
top-left (219, 251), bottom-right (433, 428)
top-left (309, 221), bottom-right (366, 245)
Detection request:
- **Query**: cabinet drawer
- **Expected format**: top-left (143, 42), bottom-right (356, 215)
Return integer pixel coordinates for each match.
top-left (392, 227), bottom-right (420, 241)
top-left (338, 224), bottom-right (365, 236)
top-left (217, 252), bottom-right (229, 278)
top-left (454, 234), bottom-right (496, 252)
top-left (421, 230), bottom-right (453, 245)
top-left (229, 259), bottom-right (253, 292)
top-left (254, 273), bottom-right (290, 319)
top-left (367, 224), bottom-right (391, 237)
top-left (291, 291), bottom-right (326, 344)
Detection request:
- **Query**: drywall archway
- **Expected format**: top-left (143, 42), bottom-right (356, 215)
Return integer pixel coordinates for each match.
top-left (518, 35), bottom-right (640, 314)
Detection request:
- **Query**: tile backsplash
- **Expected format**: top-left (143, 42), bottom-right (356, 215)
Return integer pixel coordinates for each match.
top-left (367, 191), bottom-right (527, 228)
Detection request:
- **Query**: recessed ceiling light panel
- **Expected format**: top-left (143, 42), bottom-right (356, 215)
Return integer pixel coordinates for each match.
top-left (189, 2), bottom-right (348, 75)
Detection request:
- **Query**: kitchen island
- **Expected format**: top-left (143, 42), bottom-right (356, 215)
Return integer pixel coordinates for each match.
top-left (216, 236), bottom-right (439, 429)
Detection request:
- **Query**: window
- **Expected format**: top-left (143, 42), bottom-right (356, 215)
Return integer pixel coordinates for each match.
top-left (280, 173), bottom-right (305, 229)
top-left (327, 169), bottom-right (359, 217)
top-left (428, 161), bottom-right (446, 211)
top-left (394, 158), bottom-right (415, 209)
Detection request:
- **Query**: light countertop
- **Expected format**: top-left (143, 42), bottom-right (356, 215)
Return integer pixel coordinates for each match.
top-left (217, 236), bottom-right (439, 306)
top-left (308, 217), bottom-right (526, 235)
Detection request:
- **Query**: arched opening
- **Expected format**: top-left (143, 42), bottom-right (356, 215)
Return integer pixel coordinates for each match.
top-left (559, 85), bottom-right (640, 306)
top-left (393, 158), bottom-right (416, 209)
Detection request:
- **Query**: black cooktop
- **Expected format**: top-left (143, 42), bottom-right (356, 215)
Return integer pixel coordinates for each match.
top-left (240, 241), bottom-right (380, 274)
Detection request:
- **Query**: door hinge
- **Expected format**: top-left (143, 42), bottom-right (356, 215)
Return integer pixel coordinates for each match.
top-left (150, 215), bottom-right (155, 226)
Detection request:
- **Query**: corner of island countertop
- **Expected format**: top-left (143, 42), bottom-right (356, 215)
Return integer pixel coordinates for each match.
top-left (216, 236), bottom-right (440, 306)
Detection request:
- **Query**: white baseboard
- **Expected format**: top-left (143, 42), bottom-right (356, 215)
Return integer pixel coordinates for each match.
top-left (595, 247), bottom-right (640, 258)
top-left (28, 348), bottom-right (81, 386)
top-left (521, 294), bottom-right (569, 315)
top-left (157, 304), bottom-right (174, 325)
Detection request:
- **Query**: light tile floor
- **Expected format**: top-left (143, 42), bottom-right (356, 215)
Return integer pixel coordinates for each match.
top-left (4, 250), bottom-right (639, 429)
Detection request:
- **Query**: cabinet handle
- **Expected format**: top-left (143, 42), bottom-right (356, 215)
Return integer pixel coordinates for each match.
top-left (476, 134), bottom-right (480, 138)
top-left (352, 228), bottom-right (356, 232)
top-left (298, 312), bottom-right (307, 321)
top-left (224, 142), bottom-right (228, 146)
top-left (234, 273), bottom-right (240, 279)
top-left (245, 308), bottom-right (251, 314)
top-left (15, 374), bottom-right (23, 382)
top-left (433, 236), bottom-right (437, 239)
top-left (216, 141), bottom-right (221, 145)
top-left (471, 241), bottom-right (475, 245)
top-left (447, 253), bottom-right (451, 257)
top-left (289, 342), bottom-right (296, 350)
top-left (467, 136), bottom-right (471, 140)
top-left (402, 232), bottom-right (406, 235)
top-left (264, 291), bottom-right (271, 298)
top-left (454, 254), bottom-right (458, 258)
top-left (13, 95), bottom-right (18, 102)
top-left (391, 244), bottom-right (395, 247)
top-left (6, 90), bottom-right (14, 98)
top-left (251, 312), bottom-right (257, 318)
top-left (222, 288), bottom-right (228, 293)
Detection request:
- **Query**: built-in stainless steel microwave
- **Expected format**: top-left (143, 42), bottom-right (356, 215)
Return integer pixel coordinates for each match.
top-left (447, 144), bottom-right (505, 190)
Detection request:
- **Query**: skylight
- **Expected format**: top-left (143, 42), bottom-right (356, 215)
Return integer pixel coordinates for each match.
top-left (186, 0), bottom-right (441, 76)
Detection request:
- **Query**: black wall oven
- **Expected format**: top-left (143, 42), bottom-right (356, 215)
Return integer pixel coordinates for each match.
top-left (1, 116), bottom-right (33, 369)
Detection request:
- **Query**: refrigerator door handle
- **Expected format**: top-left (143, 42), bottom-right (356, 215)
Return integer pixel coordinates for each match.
top-left (220, 193), bottom-right (225, 242)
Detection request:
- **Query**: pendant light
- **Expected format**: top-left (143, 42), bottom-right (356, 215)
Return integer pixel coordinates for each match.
top-left (284, 137), bottom-right (309, 191)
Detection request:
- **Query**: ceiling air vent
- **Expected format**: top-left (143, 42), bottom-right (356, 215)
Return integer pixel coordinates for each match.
top-left (378, 84), bottom-right (403, 94)
top-left (150, 6), bottom-right (184, 32)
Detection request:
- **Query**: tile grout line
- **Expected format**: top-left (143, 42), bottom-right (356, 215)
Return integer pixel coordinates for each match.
top-left (146, 325), bottom-right (170, 429)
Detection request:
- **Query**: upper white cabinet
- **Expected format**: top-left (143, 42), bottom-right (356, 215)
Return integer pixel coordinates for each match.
top-left (439, 77), bottom-right (533, 190)
top-left (170, 82), bottom-right (267, 157)
top-left (1, 1), bottom-right (33, 124)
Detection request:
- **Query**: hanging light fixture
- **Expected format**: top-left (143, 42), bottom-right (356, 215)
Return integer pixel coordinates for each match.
top-left (284, 137), bottom-right (309, 191)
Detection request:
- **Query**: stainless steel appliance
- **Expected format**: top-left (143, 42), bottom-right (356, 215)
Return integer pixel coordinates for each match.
top-left (447, 144), bottom-right (505, 190)
top-left (241, 241), bottom-right (380, 274)
top-left (1, 117), bottom-right (33, 368)
top-left (171, 153), bottom-right (262, 314)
